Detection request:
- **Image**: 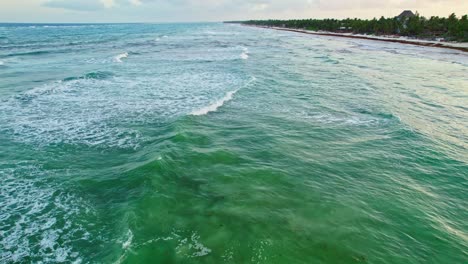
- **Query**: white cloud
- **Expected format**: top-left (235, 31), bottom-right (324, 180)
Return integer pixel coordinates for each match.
top-left (250, 3), bottom-right (269, 11)
top-left (43, 0), bottom-right (105, 11)
top-left (129, 0), bottom-right (143, 6)
top-left (100, 0), bottom-right (117, 8)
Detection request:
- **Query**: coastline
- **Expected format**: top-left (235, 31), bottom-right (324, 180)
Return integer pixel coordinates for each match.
top-left (245, 25), bottom-right (468, 53)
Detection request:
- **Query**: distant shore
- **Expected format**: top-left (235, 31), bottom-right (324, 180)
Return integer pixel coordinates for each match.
top-left (245, 25), bottom-right (468, 53)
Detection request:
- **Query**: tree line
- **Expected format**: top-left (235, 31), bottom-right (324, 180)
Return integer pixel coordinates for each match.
top-left (238, 13), bottom-right (468, 42)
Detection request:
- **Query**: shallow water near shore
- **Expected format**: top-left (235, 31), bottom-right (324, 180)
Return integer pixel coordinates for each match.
top-left (0, 23), bottom-right (467, 263)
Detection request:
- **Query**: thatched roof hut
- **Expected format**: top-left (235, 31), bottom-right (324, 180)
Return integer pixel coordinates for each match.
top-left (397, 10), bottom-right (415, 20)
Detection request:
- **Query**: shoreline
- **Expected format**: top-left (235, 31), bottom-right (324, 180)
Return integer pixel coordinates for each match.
top-left (245, 25), bottom-right (468, 53)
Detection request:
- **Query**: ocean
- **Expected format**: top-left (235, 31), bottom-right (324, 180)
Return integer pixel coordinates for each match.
top-left (0, 23), bottom-right (467, 263)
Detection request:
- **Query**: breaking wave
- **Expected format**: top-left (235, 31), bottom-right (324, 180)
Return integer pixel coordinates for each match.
top-left (116, 230), bottom-right (211, 263)
top-left (4, 50), bottom-right (63, 58)
top-left (0, 71), bottom-right (251, 148)
top-left (191, 90), bottom-right (237, 116)
top-left (62, 71), bottom-right (114, 82)
top-left (240, 47), bottom-right (249, 60)
top-left (114, 52), bottom-right (129, 63)
top-left (0, 165), bottom-right (104, 263)
top-left (189, 76), bottom-right (258, 117)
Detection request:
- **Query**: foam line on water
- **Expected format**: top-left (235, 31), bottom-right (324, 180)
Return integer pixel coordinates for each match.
top-left (0, 165), bottom-right (104, 263)
top-left (114, 52), bottom-right (128, 63)
top-left (116, 230), bottom-right (211, 263)
top-left (190, 75), bottom-right (256, 116)
top-left (191, 90), bottom-right (238, 116)
top-left (0, 71), bottom-right (251, 148)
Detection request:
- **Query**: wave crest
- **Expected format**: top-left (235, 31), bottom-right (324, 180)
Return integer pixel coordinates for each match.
top-left (240, 47), bottom-right (249, 60)
top-left (191, 90), bottom-right (238, 116)
top-left (62, 71), bottom-right (114, 82)
top-left (114, 52), bottom-right (129, 63)
top-left (0, 165), bottom-right (104, 263)
top-left (5, 50), bottom-right (57, 57)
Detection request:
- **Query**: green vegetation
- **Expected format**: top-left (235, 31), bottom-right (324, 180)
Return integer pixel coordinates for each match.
top-left (240, 13), bottom-right (468, 42)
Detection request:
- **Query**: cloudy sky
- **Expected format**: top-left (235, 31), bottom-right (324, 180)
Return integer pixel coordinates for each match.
top-left (1, 0), bottom-right (467, 23)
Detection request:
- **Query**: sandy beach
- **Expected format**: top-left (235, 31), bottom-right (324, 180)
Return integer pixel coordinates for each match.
top-left (248, 25), bottom-right (468, 53)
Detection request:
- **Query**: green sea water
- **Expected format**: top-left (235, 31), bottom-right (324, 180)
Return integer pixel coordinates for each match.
top-left (0, 23), bottom-right (467, 263)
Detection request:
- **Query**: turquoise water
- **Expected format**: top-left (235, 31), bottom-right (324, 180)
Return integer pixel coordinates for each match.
top-left (0, 23), bottom-right (467, 263)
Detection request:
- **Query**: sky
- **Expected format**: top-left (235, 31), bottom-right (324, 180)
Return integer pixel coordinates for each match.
top-left (0, 0), bottom-right (467, 23)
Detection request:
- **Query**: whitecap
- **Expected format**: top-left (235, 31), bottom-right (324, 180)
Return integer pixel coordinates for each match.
top-left (114, 52), bottom-right (128, 63)
top-left (191, 90), bottom-right (238, 116)
top-left (240, 47), bottom-right (249, 60)
top-left (116, 230), bottom-right (211, 263)
top-left (155, 35), bottom-right (168, 42)
top-left (190, 233), bottom-right (212, 257)
top-left (0, 78), bottom-right (142, 149)
top-left (0, 165), bottom-right (102, 263)
top-left (0, 72), bottom-right (252, 148)
top-left (122, 230), bottom-right (134, 249)
top-left (0, 60), bottom-right (4, 66)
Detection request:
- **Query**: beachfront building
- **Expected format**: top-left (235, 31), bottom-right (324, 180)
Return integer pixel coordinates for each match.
top-left (338, 26), bottom-right (353, 33)
top-left (396, 10), bottom-right (416, 33)
top-left (397, 10), bottom-right (415, 21)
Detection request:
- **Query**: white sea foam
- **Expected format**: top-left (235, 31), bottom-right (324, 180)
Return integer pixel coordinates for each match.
top-left (122, 230), bottom-right (134, 249)
top-left (240, 47), bottom-right (249, 60)
top-left (116, 230), bottom-right (272, 262)
top-left (190, 76), bottom-right (255, 116)
top-left (293, 111), bottom-right (384, 127)
top-left (0, 165), bottom-right (102, 263)
top-left (0, 78), bottom-right (142, 149)
top-left (154, 35), bottom-right (168, 42)
top-left (204, 30), bottom-right (240, 36)
top-left (191, 90), bottom-right (237, 116)
top-left (0, 60), bottom-right (4, 66)
top-left (116, 230), bottom-right (212, 263)
top-left (189, 233), bottom-right (212, 257)
top-left (114, 52), bottom-right (128, 63)
top-left (0, 72), bottom-right (250, 148)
